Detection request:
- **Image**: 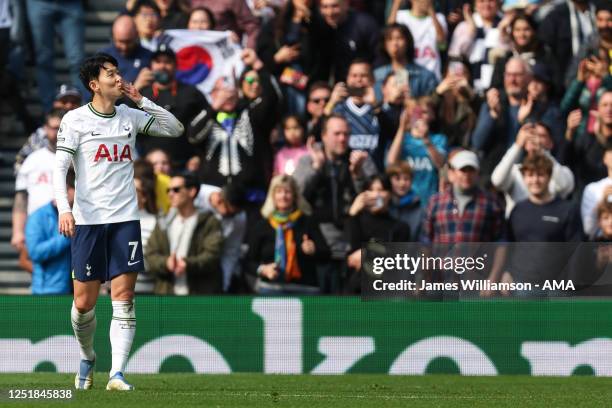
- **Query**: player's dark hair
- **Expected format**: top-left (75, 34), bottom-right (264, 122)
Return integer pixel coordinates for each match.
top-left (79, 53), bottom-right (119, 94)
top-left (172, 170), bottom-right (200, 197)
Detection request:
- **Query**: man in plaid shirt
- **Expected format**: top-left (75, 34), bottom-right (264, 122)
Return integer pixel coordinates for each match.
top-left (422, 149), bottom-right (505, 244)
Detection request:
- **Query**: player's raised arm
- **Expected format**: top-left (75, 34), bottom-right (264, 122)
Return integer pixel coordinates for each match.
top-left (121, 79), bottom-right (184, 138)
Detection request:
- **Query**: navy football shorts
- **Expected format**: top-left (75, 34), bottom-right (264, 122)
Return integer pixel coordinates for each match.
top-left (71, 220), bottom-right (143, 282)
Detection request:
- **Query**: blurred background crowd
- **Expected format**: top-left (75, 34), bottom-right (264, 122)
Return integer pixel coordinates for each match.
top-left (1, 0), bottom-right (611, 297)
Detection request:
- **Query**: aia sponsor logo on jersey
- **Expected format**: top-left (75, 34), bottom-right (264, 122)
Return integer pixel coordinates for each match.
top-left (94, 144), bottom-right (133, 162)
top-left (36, 172), bottom-right (51, 184)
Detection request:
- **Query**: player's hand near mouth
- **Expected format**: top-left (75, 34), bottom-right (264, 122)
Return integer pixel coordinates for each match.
top-left (119, 80), bottom-right (143, 104)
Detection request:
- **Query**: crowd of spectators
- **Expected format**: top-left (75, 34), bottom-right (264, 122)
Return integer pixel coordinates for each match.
top-left (3, 0), bottom-right (612, 297)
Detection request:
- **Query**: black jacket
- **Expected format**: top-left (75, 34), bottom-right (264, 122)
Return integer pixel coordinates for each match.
top-left (246, 214), bottom-right (330, 286)
top-left (187, 69), bottom-right (279, 190)
top-left (347, 211), bottom-right (412, 252)
top-left (256, 4), bottom-right (324, 83)
top-left (135, 81), bottom-right (209, 167)
top-left (314, 9), bottom-right (379, 82)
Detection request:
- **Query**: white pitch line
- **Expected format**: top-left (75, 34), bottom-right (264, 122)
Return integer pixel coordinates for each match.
top-left (160, 391), bottom-right (503, 400)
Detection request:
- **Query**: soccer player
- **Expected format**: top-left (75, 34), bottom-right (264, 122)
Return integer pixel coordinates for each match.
top-left (53, 53), bottom-right (184, 391)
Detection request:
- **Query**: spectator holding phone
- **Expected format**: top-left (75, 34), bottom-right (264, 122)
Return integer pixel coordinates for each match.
top-left (561, 50), bottom-right (612, 140)
top-left (373, 23), bottom-right (438, 102)
top-left (256, 0), bottom-right (321, 115)
top-left (565, 5), bottom-right (612, 86)
top-left (430, 58), bottom-right (479, 148)
top-left (448, 0), bottom-right (503, 93)
top-left (344, 174), bottom-right (411, 293)
top-left (188, 49), bottom-right (279, 204)
top-left (328, 59), bottom-right (380, 161)
top-left (129, 46), bottom-right (207, 170)
top-left (565, 90), bottom-right (612, 196)
top-left (492, 122), bottom-right (575, 217)
top-left (293, 114), bottom-right (377, 293)
top-left (387, 97), bottom-right (447, 206)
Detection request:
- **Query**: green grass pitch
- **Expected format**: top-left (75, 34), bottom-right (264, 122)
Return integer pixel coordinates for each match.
top-left (1, 373), bottom-right (612, 407)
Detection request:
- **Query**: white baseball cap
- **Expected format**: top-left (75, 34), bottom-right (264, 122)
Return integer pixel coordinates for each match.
top-left (449, 150), bottom-right (479, 170)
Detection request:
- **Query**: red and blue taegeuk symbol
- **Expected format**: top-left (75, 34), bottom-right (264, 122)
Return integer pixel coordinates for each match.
top-left (176, 45), bottom-right (213, 85)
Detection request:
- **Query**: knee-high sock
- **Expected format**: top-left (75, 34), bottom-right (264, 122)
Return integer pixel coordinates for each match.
top-left (71, 302), bottom-right (96, 361)
top-left (110, 300), bottom-right (136, 377)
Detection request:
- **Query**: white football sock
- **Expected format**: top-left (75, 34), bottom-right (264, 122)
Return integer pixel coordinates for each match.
top-left (109, 300), bottom-right (136, 377)
top-left (71, 302), bottom-right (96, 361)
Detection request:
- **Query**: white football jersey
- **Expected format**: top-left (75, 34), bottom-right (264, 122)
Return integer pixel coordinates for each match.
top-left (15, 148), bottom-right (55, 215)
top-left (396, 10), bottom-right (447, 79)
top-left (54, 97), bottom-right (184, 225)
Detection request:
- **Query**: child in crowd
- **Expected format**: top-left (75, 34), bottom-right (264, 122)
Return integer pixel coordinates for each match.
top-left (273, 115), bottom-right (309, 176)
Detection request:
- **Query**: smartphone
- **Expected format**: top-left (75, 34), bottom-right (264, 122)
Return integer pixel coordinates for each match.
top-left (448, 62), bottom-right (465, 76)
top-left (395, 68), bottom-right (409, 88)
top-left (347, 86), bottom-right (366, 98)
top-left (374, 196), bottom-right (384, 209)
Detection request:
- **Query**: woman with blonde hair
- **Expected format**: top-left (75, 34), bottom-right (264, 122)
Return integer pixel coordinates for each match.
top-left (247, 174), bottom-right (329, 294)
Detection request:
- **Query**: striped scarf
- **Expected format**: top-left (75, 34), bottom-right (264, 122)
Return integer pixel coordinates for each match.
top-left (269, 210), bottom-right (302, 282)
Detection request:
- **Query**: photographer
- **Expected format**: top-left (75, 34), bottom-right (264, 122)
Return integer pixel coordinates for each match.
top-left (387, 97), bottom-right (447, 206)
top-left (430, 59), bottom-right (479, 148)
top-left (492, 122), bottom-right (574, 217)
top-left (345, 174), bottom-right (411, 293)
top-left (326, 59), bottom-right (380, 162)
top-left (130, 46), bottom-right (207, 170)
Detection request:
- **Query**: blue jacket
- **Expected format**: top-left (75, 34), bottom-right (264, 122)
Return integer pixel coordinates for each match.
top-left (374, 63), bottom-right (438, 101)
top-left (25, 203), bottom-right (71, 295)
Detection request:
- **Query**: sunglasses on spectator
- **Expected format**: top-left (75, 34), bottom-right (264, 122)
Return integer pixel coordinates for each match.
top-left (309, 97), bottom-right (329, 104)
top-left (167, 186), bottom-right (186, 194)
top-left (244, 76), bottom-right (259, 84)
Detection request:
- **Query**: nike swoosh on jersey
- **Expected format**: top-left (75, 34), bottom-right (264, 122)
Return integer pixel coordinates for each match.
top-left (92, 132), bottom-right (101, 136)
top-left (127, 260), bottom-right (142, 266)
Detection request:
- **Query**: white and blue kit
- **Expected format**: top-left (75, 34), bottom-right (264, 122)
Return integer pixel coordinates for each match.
top-left (53, 96), bottom-right (184, 282)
